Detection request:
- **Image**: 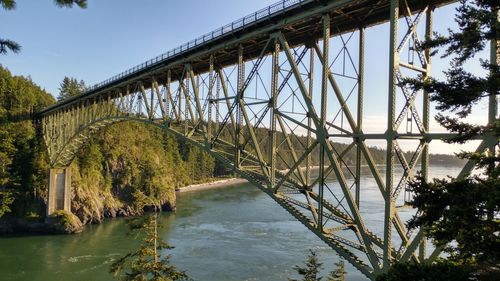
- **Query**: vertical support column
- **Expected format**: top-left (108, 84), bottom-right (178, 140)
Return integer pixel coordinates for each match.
top-left (95, 97), bottom-right (100, 118)
top-left (78, 103), bottom-right (82, 129)
top-left (100, 96), bottom-right (106, 118)
top-left (269, 38), bottom-right (279, 190)
top-left (62, 110), bottom-right (67, 145)
top-left (89, 99), bottom-right (94, 122)
top-left (68, 109), bottom-right (72, 139)
top-left (78, 104), bottom-right (83, 131)
top-left (178, 75), bottom-right (183, 124)
top-left (355, 27), bottom-right (365, 208)
top-left (81, 101), bottom-right (86, 125)
top-left (153, 79), bottom-right (166, 121)
top-left (66, 108), bottom-right (71, 139)
top-left (57, 112), bottom-right (62, 152)
top-left (75, 105), bottom-right (80, 133)
top-left (107, 95), bottom-right (113, 117)
top-left (384, 0), bottom-right (399, 270)
top-left (420, 7), bottom-right (433, 261)
top-left (107, 94), bottom-right (112, 117)
top-left (184, 72), bottom-right (189, 134)
top-left (166, 70), bottom-right (171, 123)
top-left (208, 55), bottom-right (214, 146)
top-left (48, 115), bottom-right (53, 157)
top-left (47, 167), bottom-right (71, 216)
top-left (86, 99), bottom-right (91, 121)
top-left (318, 13), bottom-right (330, 231)
top-left (92, 98), bottom-right (97, 121)
top-left (58, 110), bottom-right (63, 146)
top-left (61, 111), bottom-right (65, 146)
top-left (306, 45), bottom-right (315, 187)
top-left (117, 91), bottom-right (123, 116)
top-left (139, 83), bottom-right (150, 119)
top-left (235, 44), bottom-right (244, 170)
top-left (305, 45), bottom-right (320, 225)
top-left (196, 72), bottom-right (203, 123)
top-left (87, 100), bottom-right (91, 123)
top-left (189, 65), bottom-right (204, 127)
top-left (71, 108), bottom-right (74, 138)
top-left (216, 71), bottom-right (221, 134)
top-left (150, 80), bottom-right (155, 119)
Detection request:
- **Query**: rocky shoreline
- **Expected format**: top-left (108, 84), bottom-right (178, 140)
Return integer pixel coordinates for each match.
top-left (0, 177), bottom-right (247, 236)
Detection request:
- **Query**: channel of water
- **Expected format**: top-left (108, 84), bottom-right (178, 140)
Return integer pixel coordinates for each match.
top-left (0, 165), bottom-right (462, 281)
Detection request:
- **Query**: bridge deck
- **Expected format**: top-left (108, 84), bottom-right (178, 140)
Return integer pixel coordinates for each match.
top-left (39, 0), bottom-right (455, 115)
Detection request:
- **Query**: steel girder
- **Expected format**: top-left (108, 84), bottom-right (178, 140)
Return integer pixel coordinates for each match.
top-left (38, 1), bottom-right (498, 280)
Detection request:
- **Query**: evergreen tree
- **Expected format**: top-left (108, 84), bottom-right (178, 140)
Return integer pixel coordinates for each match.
top-left (0, 0), bottom-right (87, 55)
top-left (57, 76), bottom-right (86, 101)
top-left (53, 0), bottom-right (86, 8)
top-left (0, 0), bottom-right (86, 9)
top-left (0, 39), bottom-right (20, 55)
top-left (327, 261), bottom-right (345, 281)
top-left (110, 209), bottom-right (190, 281)
top-left (400, 0), bottom-right (499, 275)
top-left (163, 135), bottom-right (187, 189)
top-left (0, 191), bottom-right (14, 218)
top-left (289, 251), bottom-right (348, 281)
top-left (289, 250), bottom-right (323, 281)
top-left (0, 0), bottom-right (15, 10)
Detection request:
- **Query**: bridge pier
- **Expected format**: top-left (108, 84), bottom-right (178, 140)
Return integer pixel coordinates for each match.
top-left (47, 167), bottom-right (71, 216)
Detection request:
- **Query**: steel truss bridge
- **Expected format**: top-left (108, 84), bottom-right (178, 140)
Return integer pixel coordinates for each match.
top-left (37, 0), bottom-right (498, 279)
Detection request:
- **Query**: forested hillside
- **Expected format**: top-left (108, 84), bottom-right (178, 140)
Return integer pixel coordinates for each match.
top-left (0, 65), bottom-right (54, 222)
top-left (70, 122), bottom-right (221, 225)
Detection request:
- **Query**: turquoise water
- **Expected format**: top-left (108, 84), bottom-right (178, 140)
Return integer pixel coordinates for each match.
top-left (0, 166), bottom-right (461, 281)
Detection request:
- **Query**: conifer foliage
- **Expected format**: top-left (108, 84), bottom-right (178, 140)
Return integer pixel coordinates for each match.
top-left (404, 0), bottom-right (499, 265)
top-left (289, 250), bottom-right (347, 281)
top-left (110, 211), bottom-right (190, 281)
top-left (380, 1), bottom-right (499, 279)
top-left (0, 65), bottom-right (55, 219)
top-left (289, 250), bottom-right (323, 281)
top-left (57, 77), bottom-right (86, 101)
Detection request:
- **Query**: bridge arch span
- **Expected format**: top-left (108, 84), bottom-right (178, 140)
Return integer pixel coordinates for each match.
top-left (42, 102), bottom-right (378, 277)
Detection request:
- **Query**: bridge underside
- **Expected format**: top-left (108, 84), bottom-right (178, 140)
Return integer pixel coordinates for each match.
top-left (38, 0), bottom-right (498, 279)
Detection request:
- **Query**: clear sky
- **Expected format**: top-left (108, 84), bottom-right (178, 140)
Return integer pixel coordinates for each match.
top-left (1, 0), bottom-right (281, 95)
top-left (0, 0), bottom-right (490, 154)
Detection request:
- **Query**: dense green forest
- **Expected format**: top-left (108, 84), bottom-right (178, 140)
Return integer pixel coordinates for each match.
top-left (0, 65), bottom-right (465, 233)
top-left (0, 65), bottom-right (54, 222)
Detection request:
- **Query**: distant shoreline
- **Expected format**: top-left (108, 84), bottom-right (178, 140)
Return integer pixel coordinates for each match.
top-left (177, 178), bottom-right (248, 193)
top-left (177, 162), bottom-right (464, 193)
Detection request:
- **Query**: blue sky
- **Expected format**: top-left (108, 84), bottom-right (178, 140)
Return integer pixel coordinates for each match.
top-left (1, 0), bottom-right (278, 95)
top-left (0, 0), bottom-right (490, 153)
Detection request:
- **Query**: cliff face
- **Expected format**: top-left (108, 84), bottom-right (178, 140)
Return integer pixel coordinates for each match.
top-left (69, 122), bottom-right (180, 225)
top-left (0, 119), bottom-right (220, 234)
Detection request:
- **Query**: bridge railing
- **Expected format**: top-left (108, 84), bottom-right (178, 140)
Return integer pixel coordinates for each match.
top-left (83, 0), bottom-right (308, 95)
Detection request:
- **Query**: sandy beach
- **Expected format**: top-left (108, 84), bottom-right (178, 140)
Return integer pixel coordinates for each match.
top-left (178, 163), bottom-right (386, 193)
top-left (177, 178), bottom-right (248, 193)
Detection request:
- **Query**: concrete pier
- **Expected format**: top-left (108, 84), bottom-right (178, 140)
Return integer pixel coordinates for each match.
top-left (47, 167), bottom-right (71, 216)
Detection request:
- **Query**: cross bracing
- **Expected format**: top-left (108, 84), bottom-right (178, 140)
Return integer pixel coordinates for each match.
top-left (36, 0), bottom-right (498, 279)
